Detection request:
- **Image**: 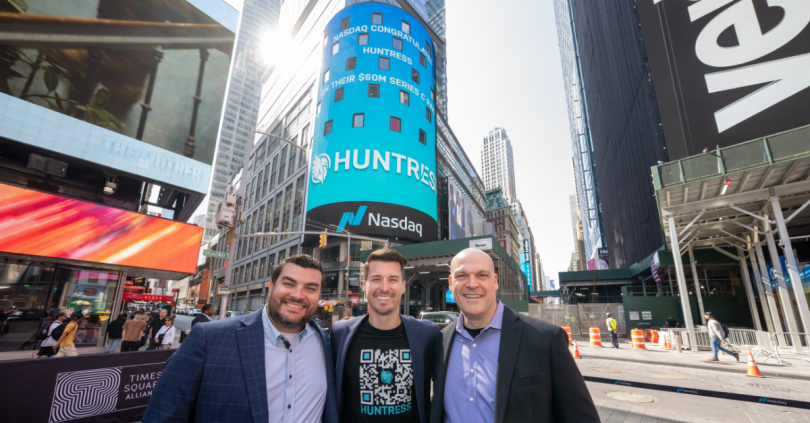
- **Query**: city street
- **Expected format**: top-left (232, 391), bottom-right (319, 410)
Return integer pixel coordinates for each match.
top-left (579, 359), bottom-right (810, 423)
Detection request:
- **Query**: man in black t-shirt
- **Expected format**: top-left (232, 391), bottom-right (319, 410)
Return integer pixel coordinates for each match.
top-left (331, 249), bottom-right (439, 423)
top-left (665, 316), bottom-right (679, 328)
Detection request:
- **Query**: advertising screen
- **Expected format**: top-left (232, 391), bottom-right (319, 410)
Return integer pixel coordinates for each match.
top-left (448, 178), bottom-right (486, 240)
top-left (306, 3), bottom-right (438, 243)
top-left (0, 183), bottom-right (202, 274)
top-left (0, 0), bottom-right (235, 193)
top-left (637, 0), bottom-right (810, 159)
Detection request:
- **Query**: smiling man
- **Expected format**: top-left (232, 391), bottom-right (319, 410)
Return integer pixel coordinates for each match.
top-left (331, 248), bottom-right (439, 423)
top-left (144, 255), bottom-right (337, 423)
top-left (430, 248), bottom-right (599, 423)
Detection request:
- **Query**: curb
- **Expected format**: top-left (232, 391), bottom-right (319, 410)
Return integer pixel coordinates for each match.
top-left (579, 354), bottom-right (810, 382)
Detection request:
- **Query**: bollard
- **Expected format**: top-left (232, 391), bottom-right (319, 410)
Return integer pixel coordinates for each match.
top-left (631, 329), bottom-right (647, 350)
top-left (562, 325), bottom-right (572, 345)
top-left (589, 326), bottom-right (602, 347)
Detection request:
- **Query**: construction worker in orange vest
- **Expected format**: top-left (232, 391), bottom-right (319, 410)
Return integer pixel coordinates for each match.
top-left (606, 313), bottom-right (619, 348)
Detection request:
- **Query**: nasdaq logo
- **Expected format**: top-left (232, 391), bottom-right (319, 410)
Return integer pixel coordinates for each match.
top-left (760, 398), bottom-right (767, 403)
top-left (337, 206), bottom-right (367, 233)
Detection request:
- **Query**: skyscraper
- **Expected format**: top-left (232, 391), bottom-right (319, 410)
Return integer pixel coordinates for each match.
top-left (554, 0), bottom-right (603, 265)
top-left (481, 127), bottom-right (516, 205)
top-left (201, 0), bottom-right (281, 242)
top-left (554, 0), bottom-right (666, 268)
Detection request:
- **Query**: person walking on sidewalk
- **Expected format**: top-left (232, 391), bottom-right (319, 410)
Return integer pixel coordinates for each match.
top-left (121, 311), bottom-right (147, 352)
top-left (154, 317), bottom-right (175, 350)
top-left (54, 313), bottom-right (83, 357)
top-left (105, 314), bottom-right (127, 353)
top-left (36, 312), bottom-right (66, 358)
top-left (606, 313), bottom-right (619, 348)
top-left (706, 312), bottom-right (738, 362)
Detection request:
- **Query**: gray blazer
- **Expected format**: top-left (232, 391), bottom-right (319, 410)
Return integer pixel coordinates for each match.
top-left (430, 306), bottom-right (599, 423)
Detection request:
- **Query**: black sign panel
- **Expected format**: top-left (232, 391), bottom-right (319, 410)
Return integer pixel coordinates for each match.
top-left (638, 0), bottom-right (810, 159)
top-left (0, 350), bottom-right (174, 423)
top-left (306, 201), bottom-right (438, 244)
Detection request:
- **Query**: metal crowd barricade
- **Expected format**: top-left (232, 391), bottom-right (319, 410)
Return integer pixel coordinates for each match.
top-left (754, 330), bottom-right (782, 364)
top-left (727, 329), bottom-right (758, 350)
top-left (771, 332), bottom-right (809, 356)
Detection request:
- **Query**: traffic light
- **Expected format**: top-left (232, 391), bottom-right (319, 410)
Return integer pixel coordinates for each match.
top-left (319, 233), bottom-right (327, 248)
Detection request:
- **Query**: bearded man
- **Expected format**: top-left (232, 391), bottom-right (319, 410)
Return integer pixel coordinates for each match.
top-left (144, 255), bottom-right (337, 423)
top-left (330, 249), bottom-right (439, 423)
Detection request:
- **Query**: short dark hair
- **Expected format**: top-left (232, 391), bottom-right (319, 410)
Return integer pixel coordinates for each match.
top-left (364, 248), bottom-right (407, 277)
top-left (134, 310), bottom-right (144, 315)
top-left (271, 254), bottom-right (323, 283)
top-left (201, 304), bottom-right (214, 313)
top-left (117, 313), bottom-right (127, 320)
top-left (72, 312), bottom-right (84, 321)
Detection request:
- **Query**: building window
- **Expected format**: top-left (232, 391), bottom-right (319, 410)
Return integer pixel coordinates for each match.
top-left (372, 13), bottom-right (383, 25)
top-left (359, 33), bottom-right (369, 45)
top-left (425, 41), bottom-right (431, 56)
top-left (426, 107), bottom-right (431, 123)
top-left (323, 69), bottom-right (329, 84)
top-left (419, 53), bottom-right (426, 67)
top-left (393, 37), bottom-right (403, 51)
top-left (399, 90), bottom-right (409, 106)
top-left (346, 57), bottom-right (356, 71)
top-left (419, 129), bottom-right (426, 145)
top-left (341, 17), bottom-right (350, 31)
top-left (353, 113), bottom-right (364, 128)
top-left (335, 87), bottom-right (344, 103)
top-left (368, 84), bottom-right (380, 98)
top-left (331, 42), bottom-right (339, 56)
top-left (378, 57), bottom-right (390, 71)
top-left (401, 21), bottom-right (410, 35)
top-left (390, 117), bottom-right (401, 132)
top-left (324, 120), bottom-right (333, 135)
top-left (411, 68), bottom-right (419, 84)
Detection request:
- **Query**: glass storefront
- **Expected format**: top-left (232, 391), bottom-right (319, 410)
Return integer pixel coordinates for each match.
top-left (0, 263), bottom-right (120, 354)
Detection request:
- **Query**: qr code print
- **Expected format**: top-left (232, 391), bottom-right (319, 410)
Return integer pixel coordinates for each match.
top-left (359, 349), bottom-right (413, 405)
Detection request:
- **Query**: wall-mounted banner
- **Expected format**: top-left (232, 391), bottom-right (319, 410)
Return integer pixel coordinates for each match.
top-left (637, 0), bottom-right (810, 159)
top-left (0, 349), bottom-right (175, 423)
top-left (0, 183), bottom-right (202, 274)
top-left (307, 3), bottom-right (438, 243)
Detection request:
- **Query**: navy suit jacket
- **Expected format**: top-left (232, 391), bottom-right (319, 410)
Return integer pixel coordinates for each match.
top-left (190, 314), bottom-right (210, 328)
top-left (330, 315), bottom-right (439, 423)
top-left (143, 311), bottom-right (338, 423)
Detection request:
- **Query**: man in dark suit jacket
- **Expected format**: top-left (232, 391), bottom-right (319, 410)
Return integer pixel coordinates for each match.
top-left (191, 304), bottom-right (215, 328)
top-left (430, 248), bottom-right (599, 423)
top-left (144, 255), bottom-right (338, 423)
top-left (331, 249), bottom-right (439, 423)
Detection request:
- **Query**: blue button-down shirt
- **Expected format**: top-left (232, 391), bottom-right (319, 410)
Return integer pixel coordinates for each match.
top-left (261, 306), bottom-right (327, 423)
top-left (444, 300), bottom-right (505, 423)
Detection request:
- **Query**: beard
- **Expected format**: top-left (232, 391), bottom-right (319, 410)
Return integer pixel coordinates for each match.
top-left (266, 288), bottom-right (316, 330)
top-left (368, 293), bottom-right (401, 316)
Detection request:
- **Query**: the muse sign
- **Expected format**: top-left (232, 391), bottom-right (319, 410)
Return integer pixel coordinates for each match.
top-left (638, 0), bottom-right (810, 159)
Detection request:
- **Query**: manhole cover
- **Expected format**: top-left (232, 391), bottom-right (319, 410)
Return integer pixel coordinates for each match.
top-left (746, 383), bottom-right (794, 393)
top-left (649, 373), bottom-right (687, 380)
top-left (590, 367), bottom-right (622, 373)
top-left (605, 392), bottom-right (655, 403)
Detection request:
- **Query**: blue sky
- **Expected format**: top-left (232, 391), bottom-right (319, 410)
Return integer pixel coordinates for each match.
top-left (445, 0), bottom-right (575, 285)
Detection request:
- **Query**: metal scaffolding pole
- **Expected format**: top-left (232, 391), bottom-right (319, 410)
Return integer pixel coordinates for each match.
top-left (688, 246), bottom-right (706, 325)
top-left (763, 214), bottom-right (802, 353)
top-left (748, 234), bottom-right (775, 333)
top-left (737, 246), bottom-right (763, 331)
top-left (753, 230), bottom-right (784, 335)
top-left (667, 215), bottom-right (697, 347)
top-left (770, 196), bottom-right (810, 334)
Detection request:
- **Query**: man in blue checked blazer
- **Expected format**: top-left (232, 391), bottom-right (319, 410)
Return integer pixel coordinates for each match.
top-left (144, 255), bottom-right (338, 423)
top-left (331, 249), bottom-right (439, 423)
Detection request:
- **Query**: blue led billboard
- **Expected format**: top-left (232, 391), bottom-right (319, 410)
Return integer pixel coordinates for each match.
top-left (306, 3), bottom-right (438, 243)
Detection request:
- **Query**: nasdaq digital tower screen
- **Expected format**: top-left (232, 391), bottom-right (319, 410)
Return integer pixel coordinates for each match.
top-left (307, 3), bottom-right (438, 243)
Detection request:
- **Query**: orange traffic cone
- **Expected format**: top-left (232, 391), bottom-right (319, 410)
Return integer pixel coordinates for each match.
top-left (747, 352), bottom-right (763, 377)
top-left (572, 339), bottom-right (582, 359)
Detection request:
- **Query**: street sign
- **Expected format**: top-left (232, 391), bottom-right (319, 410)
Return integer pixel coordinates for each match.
top-left (203, 249), bottom-right (228, 259)
top-left (217, 285), bottom-right (231, 295)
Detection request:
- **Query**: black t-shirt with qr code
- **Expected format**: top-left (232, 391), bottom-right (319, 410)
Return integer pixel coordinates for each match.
top-left (343, 318), bottom-right (418, 423)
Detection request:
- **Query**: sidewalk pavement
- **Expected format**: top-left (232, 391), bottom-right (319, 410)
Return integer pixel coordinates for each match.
top-left (572, 335), bottom-right (810, 381)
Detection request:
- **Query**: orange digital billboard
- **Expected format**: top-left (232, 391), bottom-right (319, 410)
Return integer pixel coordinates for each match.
top-left (0, 183), bottom-right (201, 274)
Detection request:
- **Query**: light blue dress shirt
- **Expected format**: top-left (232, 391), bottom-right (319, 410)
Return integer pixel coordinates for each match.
top-left (443, 300), bottom-right (505, 423)
top-left (261, 306), bottom-right (327, 423)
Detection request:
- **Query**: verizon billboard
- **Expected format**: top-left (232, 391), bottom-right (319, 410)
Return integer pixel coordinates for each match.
top-left (638, 0), bottom-right (810, 159)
